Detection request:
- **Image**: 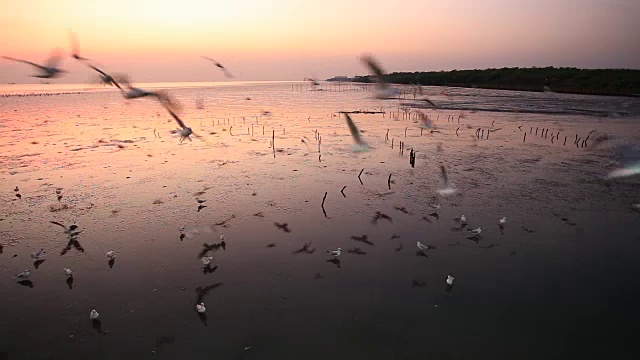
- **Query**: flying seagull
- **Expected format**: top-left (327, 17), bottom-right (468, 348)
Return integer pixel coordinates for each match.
top-left (68, 30), bottom-right (91, 61)
top-left (437, 165), bottom-right (457, 196)
top-left (165, 107), bottom-right (204, 143)
top-left (359, 54), bottom-right (399, 99)
top-left (591, 134), bottom-right (640, 179)
top-left (116, 75), bottom-right (182, 112)
top-left (86, 64), bottom-right (122, 90)
top-left (2, 51), bottom-right (66, 78)
top-left (202, 56), bottom-right (234, 78)
top-left (51, 221), bottom-right (81, 236)
top-left (344, 113), bottom-right (369, 149)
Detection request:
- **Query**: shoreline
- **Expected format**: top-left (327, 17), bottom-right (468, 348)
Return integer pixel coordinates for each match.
top-left (329, 67), bottom-right (640, 98)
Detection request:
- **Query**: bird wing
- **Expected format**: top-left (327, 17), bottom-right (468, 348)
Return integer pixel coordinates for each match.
top-left (202, 56), bottom-right (216, 63)
top-left (68, 30), bottom-right (81, 58)
top-left (166, 107), bottom-right (187, 129)
top-left (45, 50), bottom-right (63, 69)
top-left (50, 221), bottom-right (67, 229)
top-left (344, 113), bottom-right (366, 145)
top-left (2, 56), bottom-right (46, 70)
top-left (360, 54), bottom-right (385, 79)
top-left (423, 97), bottom-right (437, 108)
top-left (440, 165), bottom-right (449, 185)
top-left (87, 64), bottom-right (122, 90)
top-left (222, 68), bottom-right (234, 79)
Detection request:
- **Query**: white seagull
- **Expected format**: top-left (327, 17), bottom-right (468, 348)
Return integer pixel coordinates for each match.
top-left (446, 274), bottom-right (455, 286)
top-left (106, 251), bottom-right (116, 260)
top-left (460, 215), bottom-right (467, 224)
top-left (30, 248), bottom-right (46, 261)
top-left (416, 241), bottom-right (429, 251)
top-left (201, 256), bottom-right (214, 266)
top-left (468, 227), bottom-right (482, 235)
top-left (326, 248), bottom-right (341, 257)
top-left (2, 51), bottom-right (66, 79)
top-left (90, 309), bottom-right (100, 320)
top-left (499, 217), bottom-right (507, 225)
top-left (165, 107), bottom-right (204, 143)
top-left (196, 302), bottom-right (207, 313)
top-left (15, 269), bottom-right (31, 280)
top-left (64, 268), bottom-right (73, 278)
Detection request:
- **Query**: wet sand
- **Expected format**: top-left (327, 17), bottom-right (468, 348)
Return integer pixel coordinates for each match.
top-left (1, 82), bottom-right (640, 359)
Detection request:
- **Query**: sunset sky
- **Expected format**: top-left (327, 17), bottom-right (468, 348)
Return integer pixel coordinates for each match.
top-left (1, 0), bottom-right (638, 83)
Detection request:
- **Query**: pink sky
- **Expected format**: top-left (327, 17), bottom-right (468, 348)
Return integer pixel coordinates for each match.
top-left (1, 0), bottom-right (638, 83)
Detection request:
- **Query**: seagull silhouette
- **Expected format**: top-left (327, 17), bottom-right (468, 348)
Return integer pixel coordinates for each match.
top-left (202, 56), bottom-right (234, 78)
top-left (3, 50), bottom-right (66, 78)
top-left (68, 30), bottom-right (91, 61)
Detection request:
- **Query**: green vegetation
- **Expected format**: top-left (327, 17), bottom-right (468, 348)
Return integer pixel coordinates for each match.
top-left (335, 67), bottom-right (640, 97)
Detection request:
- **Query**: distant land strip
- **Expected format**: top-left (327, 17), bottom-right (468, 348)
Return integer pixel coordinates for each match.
top-left (327, 67), bottom-right (640, 97)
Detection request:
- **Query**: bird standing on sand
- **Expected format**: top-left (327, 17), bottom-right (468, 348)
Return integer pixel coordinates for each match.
top-left (30, 248), bottom-right (45, 261)
top-left (499, 217), bottom-right (507, 225)
top-left (201, 256), bottom-right (214, 266)
top-left (90, 309), bottom-right (99, 320)
top-left (196, 302), bottom-right (206, 313)
top-left (15, 270), bottom-right (31, 280)
top-left (64, 268), bottom-right (73, 278)
top-left (326, 248), bottom-right (341, 257)
top-left (2, 51), bottom-right (66, 79)
top-left (446, 274), bottom-right (455, 286)
top-left (468, 227), bottom-right (482, 235)
top-left (416, 241), bottom-right (429, 251)
top-left (106, 251), bottom-right (116, 260)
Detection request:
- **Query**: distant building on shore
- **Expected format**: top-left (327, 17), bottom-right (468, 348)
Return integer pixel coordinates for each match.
top-left (326, 76), bottom-right (352, 82)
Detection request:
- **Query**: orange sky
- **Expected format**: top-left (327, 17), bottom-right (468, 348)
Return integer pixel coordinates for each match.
top-left (1, 0), bottom-right (639, 83)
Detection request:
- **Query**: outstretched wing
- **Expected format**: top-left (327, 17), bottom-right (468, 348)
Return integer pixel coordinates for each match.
top-left (344, 113), bottom-right (366, 146)
top-left (166, 107), bottom-right (187, 129)
top-left (50, 221), bottom-right (66, 229)
top-left (2, 56), bottom-right (45, 70)
top-left (360, 54), bottom-right (386, 79)
top-left (87, 64), bottom-right (122, 90)
top-left (440, 165), bottom-right (449, 185)
top-left (46, 49), bottom-right (63, 69)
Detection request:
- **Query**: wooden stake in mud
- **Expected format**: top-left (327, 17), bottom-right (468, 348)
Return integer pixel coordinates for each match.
top-left (388, 174), bottom-right (392, 189)
top-left (321, 192), bottom-right (328, 217)
top-left (564, 136), bottom-right (567, 146)
top-left (272, 130), bottom-right (275, 158)
top-left (523, 133), bottom-right (527, 142)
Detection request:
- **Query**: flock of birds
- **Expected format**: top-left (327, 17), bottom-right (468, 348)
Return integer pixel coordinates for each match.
top-left (3, 31), bottom-right (639, 333)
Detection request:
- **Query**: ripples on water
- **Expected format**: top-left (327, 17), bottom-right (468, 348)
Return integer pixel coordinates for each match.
top-left (1, 82), bottom-right (639, 359)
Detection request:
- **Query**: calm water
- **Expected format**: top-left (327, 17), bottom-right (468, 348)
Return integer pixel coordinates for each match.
top-left (1, 81), bottom-right (640, 359)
